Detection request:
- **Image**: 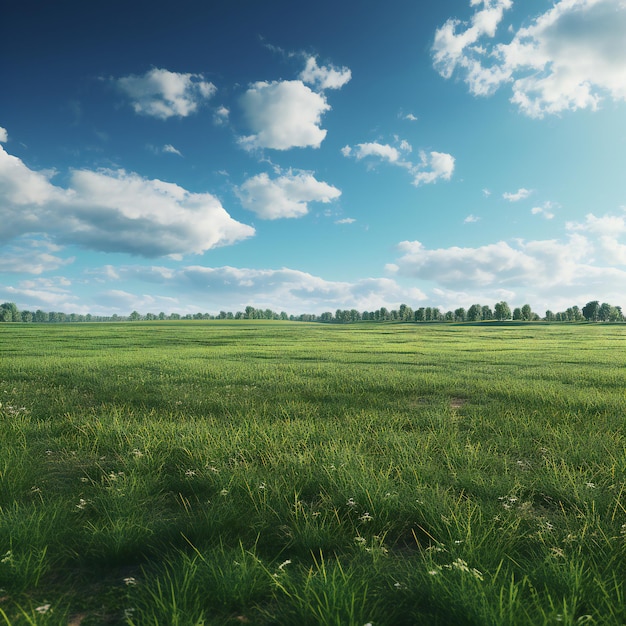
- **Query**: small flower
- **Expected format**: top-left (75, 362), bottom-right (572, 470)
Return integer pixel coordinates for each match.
top-left (393, 581), bottom-right (406, 590)
top-left (428, 569), bottom-right (440, 576)
top-left (550, 547), bottom-right (566, 558)
top-left (354, 536), bottom-right (367, 545)
top-left (132, 449), bottom-right (144, 457)
top-left (35, 604), bottom-right (51, 614)
top-left (76, 498), bottom-right (89, 510)
top-left (220, 488), bottom-right (229, 496)
top-left (311, 511), bottom-right (321, 517)
top-left (258, 482), bottom-right (266, 490)
top-left (454, 540), bottom-right (464, 545)
top-left (79, 477), bottom-right (89, 483)
top-left (123, 577), bottom-right (138, 586)
top-left (359, 512), bottom-right (373, 522)
top-left (346, 497), bottom-right (357, 507)
top-left (185, 469), bottom-right (197, 477)
top-left (1, 550), bottom-right (12, 564)
top-left (585, 482), bottom-right (596, 489)
top-left (31, 486), bottom-right (42, 492)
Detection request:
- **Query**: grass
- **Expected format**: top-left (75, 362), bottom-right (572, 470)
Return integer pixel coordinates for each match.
top-left (1, 320), bottom-right (626, 624)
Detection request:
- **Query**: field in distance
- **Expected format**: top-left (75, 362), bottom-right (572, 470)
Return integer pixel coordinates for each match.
top-left (1, 321), bottom-right (626, 625)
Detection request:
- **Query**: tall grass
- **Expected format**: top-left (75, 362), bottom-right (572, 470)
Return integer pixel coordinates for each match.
top-left (1, 321), bottom-right (626, 624)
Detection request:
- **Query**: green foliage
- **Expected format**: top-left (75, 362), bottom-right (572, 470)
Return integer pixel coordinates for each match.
top-left (1, 322), bottom-right (626, 623)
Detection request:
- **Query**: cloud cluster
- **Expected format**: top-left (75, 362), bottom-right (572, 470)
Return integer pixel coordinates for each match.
top-left (237, 170), bottom-right (341, 219)
top-left (391, 211), bottom-right (626, 310)
top-left (299, 56), bottom-right (352, 90)
top-left (433, 0), bottom-right (626, 117)
top-left (81, 264), bottom-right (426, 315)
top-left (342, 139), bottom-right (455, 186)
top-left (116, 68), bottom-right (216, 119)
top-left (0, 143), bottom-right (254, 257)
top-left (0, 126), bottom-right (7, 143)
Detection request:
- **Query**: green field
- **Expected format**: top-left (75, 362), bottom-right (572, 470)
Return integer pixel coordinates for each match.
top-left (1, 321), bottom-right (626, 625)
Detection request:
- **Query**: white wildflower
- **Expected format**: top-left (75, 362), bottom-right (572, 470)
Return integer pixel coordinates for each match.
top-left (346, 497), bottom-right (357, 507)
top-left (123, 577), bottom-right (138, 586)
top-left (220, 488), bottom-right (229, 496)
top-left (359, 512), bottom-right (373, 522)
top-left (35, 604), bottom-right (51, 614)
top-left (184, 469), bottom-right (197, 477)
top-left (278, 559), bottom-right (292, 570)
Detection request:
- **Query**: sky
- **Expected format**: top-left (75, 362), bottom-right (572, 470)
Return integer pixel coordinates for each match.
top-left (1, 0), bottom-right (626, 317)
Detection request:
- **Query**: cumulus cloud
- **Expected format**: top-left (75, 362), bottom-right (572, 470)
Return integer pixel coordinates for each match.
top-left (390, 212), bottom-right (626, 311)
top-left (239, 80), bottom-right (331, 150)
top-left (412, 151), bottom-right (455, 186)
top-left (342, 139), bottom-right (454, 186)
top-left (336, 217), bottom-right (356, 224)
top-left (0, 143), bottom-right (254, 258)
top-left (342, 142), bottom-right (404, 163)
top-left (115, 68), bottom-right (216, 119)
top-left (236, 170), bottom-right (341, 219)
top-left (503, 187), bottom-right (532, 202)
top-left (433, 0), bottom-right (626, 117)
top-left (213, 106), bottom-right (230, 125)
top-left (0, 127), bottom-right (7, 143)
top-left (299, 56), bottom-right (352, 90)
top-left (464, 214), bottom-right (481, 223)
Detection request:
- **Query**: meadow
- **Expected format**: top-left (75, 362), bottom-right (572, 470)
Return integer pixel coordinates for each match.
top-left (1, 320), bottom-right (626, 625)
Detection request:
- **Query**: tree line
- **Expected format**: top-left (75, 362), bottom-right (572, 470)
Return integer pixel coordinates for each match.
top-left (1, 300), bottom-right (623, 324)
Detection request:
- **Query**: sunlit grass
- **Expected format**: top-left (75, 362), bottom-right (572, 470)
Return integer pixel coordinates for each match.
top-left (1, 321), bottom-right (626, 623)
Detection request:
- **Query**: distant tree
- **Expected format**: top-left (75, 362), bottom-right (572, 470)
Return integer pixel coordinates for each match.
top-left (512, 307), bottom-right (522, 320)
top-left (467, 304), bottom-right (482, 322)
top-left (481, 305), bottom-right (493, 321)
top-left (571, 305), bottom-right (583, 321)
top-left (20, 310), bottom-right (33, 323)
top-left (545, 310), bottom-right (555, 321)
top-left (454, 307), bottom-right (467, 322)
top-left (582, 300), bottom-right (600, 322)
top-left (598, 302), bottom-right (613, 322)
top-left (0, 302), bottom-right (19, 322)
top-left (34, 309), bottom-right (49, 323)
top-left (415, 308), bottom-right (425, 322)
top-left (494, 301), bottom-right (511, 321)
top-left (129, 310), bottom-right (142, 321)
top-left (521, 304), bottom-right (532, 321)
top-left (444, 310), bottom-right (454, 321)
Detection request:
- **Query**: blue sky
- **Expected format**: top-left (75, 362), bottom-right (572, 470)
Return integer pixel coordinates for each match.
top-left (2, 0), bottom-right (626, 316)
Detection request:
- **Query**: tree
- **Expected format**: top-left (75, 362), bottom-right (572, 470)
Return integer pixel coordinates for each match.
top-left (494, 301), bottom-right (511, 321)
top-left (481, 305), bottom-right (493, 321)
top-left (129, 311), bottom-right (141, 321)
top-left (467, 304), bottom-right (482, 322)
top-left (582, 301), bottom-right (600, 322)
top-left (545, 310), bottom-right (555, 321)
top-left (521, 304), bottom-right (532, 321)
top-left (512, 307), bottom-right (522, 320)
top-left (0, 302), bottom-right (19, 322)
top-left (454, 307), bottom-right (467, 322)
top-left (598, 302), bottom-right (613, 322)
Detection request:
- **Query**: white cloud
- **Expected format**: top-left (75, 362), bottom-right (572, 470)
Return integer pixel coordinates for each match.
top-left (344, 142), bottom-right (403, 163)
top-left (0, 127), bottom-right (7, 143)
top-left (300, 56), bottom-right (352, 90)
top-left (93, 264), bottom-right (426, 314)
top-left (390, 214), bottom-right (626, 311)
top-left (237, 170), bottom-right (341, 219)
top-left (214, 105), bottom-right (230, 125)
top-left (433, 0), bottom-right (626, 117)
top-left (0, 143), bottom-right (254, 258)
top-left (115, 68), bottom-right (216, 119)
top-left (503, 188), bottom-right (532, 202)
top-left (412, 151), bottom-right (455, 186)
top-left (0, 237), bottom-right (73, 274)
top-left (239, 80), bottom-right (330, 150)
top-left (163, 144), bottom-right (182, 156)
top-left (483, 188), bottom-right (492, 197)
top-left (531, 201), bottom-right (556, 219)
top-left (335, 218), bottom-right (356, 224)
top-left (343, 140), bottom-right (455, 186)
top-left (464, 214), bottom-right (481, 223)
top-left (403, 113), bottom-right (419, 122)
